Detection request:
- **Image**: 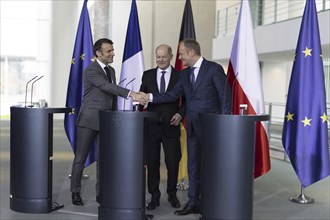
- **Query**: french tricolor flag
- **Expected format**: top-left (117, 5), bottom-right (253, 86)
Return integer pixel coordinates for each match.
top-left (117, 0), bottom-right (144, 110)
top-left (227, 0), bottom-right (271, 178)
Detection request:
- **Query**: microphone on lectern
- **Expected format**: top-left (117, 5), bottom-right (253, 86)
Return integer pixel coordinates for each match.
top-left (25, 76), bottom-right (38, 107)
top-left (118, 78), bottom-right (127, 85)
top-left (28, 75), bottom-right (44, 108)
top-left (125, 77), bottom-right (136, 89)
top-left (123, 77), bottom-right (136, 110)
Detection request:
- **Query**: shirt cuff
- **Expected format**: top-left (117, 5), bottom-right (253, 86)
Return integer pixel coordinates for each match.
top-left (148, 93), bottom-right (153, 102)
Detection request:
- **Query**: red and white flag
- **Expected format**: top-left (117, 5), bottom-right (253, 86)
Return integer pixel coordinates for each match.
top-left (227, 0), bottom-right (270, 178)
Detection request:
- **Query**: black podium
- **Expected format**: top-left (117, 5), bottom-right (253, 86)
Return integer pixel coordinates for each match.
top-left (200, 114), bottom-right (270, 220)
top-left (10, 106), bottom-right (71, 213)
top-left (98, 110), bottom-right (159, 220)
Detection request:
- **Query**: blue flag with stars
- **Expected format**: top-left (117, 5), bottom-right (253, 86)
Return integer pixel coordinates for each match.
top-left (282, 0), bottom-right (329, 187)
top-left (64, 0), bottom-right (95, 167)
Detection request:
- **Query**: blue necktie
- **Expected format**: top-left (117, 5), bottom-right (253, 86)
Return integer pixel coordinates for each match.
top-left (190, 67), bottom-right (196, 90)
top-left (160, 70), bottom-right (166, 93)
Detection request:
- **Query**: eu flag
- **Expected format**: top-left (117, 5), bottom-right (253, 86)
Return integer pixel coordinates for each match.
top-left (64, 0), bottom-right (95, 167)
top-left (282, 0), bottom-right (329, 187)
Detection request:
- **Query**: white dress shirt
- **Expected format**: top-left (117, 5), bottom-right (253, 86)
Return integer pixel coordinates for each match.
top-left (157, 66), bottom-right (172, 92)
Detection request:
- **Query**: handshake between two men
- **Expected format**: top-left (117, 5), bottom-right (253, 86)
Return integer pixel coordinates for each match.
top-left (130, 91), bottom-right (182, 126)
top-left (130, 91), bottom-right (150, 106)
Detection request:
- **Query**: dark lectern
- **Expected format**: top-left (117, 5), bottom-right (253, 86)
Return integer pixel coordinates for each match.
top-left (200, 114), bottom-right (270, 220)
top-left (10, 106), bottom-right (71, 213)
top-left (98, 110), bottom-right (159, 220)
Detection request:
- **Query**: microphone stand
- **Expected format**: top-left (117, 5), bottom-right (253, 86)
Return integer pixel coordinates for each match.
top-left (117, 78), bottom-right (127, 86)
top-left (25, 76), bottom-right (38, 107)
top-left (29, 75), bottom-right (44, 108)
top-left (123, 77), bottom-right (136, 110)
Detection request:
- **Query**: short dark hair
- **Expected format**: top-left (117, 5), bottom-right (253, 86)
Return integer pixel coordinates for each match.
top-left (180, 38), bottom-right (201, 56)
top-left (93, 38), bottom-right (114, 57)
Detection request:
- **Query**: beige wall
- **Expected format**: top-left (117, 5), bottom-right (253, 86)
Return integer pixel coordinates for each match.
top-left (110, 0), bottom-right (215, 73)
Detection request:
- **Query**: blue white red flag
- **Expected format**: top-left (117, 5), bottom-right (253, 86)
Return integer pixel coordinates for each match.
top-left (117, 0), bottom-right (144, 110)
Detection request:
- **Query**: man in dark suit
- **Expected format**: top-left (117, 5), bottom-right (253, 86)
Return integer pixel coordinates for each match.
top-left (142, 39), bottom-right (232, 215)
top-left (70, 38), bottom-right (144, 206)
top-left (140, 44), bottom-right (185, 210)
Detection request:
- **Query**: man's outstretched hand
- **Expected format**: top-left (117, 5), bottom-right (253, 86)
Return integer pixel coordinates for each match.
top-left (130, 91), bottom-right (149, 105)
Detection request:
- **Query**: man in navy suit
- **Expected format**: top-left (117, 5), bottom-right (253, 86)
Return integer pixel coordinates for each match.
top-left (70, 38), bottom-right (144, 206)
top-left (143, 39), bottom-right (232, 215)
top-left (140, 44), bottom-right (185, 210)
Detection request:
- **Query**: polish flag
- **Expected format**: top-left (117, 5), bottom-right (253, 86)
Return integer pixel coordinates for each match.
top-left (227, 0), bottom-right (270, 178)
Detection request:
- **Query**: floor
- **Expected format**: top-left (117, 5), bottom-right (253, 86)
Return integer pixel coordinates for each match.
top-left (0, 119), bottom-right (329, 220)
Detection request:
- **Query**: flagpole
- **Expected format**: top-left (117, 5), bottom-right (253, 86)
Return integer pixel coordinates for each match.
top-left (289, 185), bottom-right (314, 204)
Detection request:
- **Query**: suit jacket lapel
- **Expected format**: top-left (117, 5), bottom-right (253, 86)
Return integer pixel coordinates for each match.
top-left (167, 66), bottom-right (177, 91)
top-left (192, 59), bottom-right (208, 94)
top-left (151, 68), bottom-right (160, 93)
top-left (181, 67), bottom-right (193, 97)
top-left (95, 61), bottom-right (108, 81)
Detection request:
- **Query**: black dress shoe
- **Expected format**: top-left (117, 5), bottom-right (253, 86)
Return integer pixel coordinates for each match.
top-left (174, 203), bottom-right (199, 215)
top-left (168, 195), bottom-right (181, 208)
top-left (146, 200), bottom-right (160, 210)
top-left (72, 192), bottom-right (84, 206)
top-left (145, 214), bottom-right (154, 220)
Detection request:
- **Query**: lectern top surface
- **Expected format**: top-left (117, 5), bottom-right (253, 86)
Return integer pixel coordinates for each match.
top-left (199, 113), bottom-right (270, 122)
top-left (11, 106), bottom-right (72, 114)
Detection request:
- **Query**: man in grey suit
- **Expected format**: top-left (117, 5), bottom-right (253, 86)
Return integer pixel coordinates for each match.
top-left (70, 38), bottom-right (143, 206)
top-left (141, 39), bottom-right (232, 215)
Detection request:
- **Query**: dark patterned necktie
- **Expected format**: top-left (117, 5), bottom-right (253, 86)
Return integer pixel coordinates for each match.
top-left (104, 66), bottom-right (112, 83)
top-left (104, 66), bottom-right (117, 110)
top-left (160, 70), bottom-right (166, 93)
top-left (190, 67), bottom-right (196, 91)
